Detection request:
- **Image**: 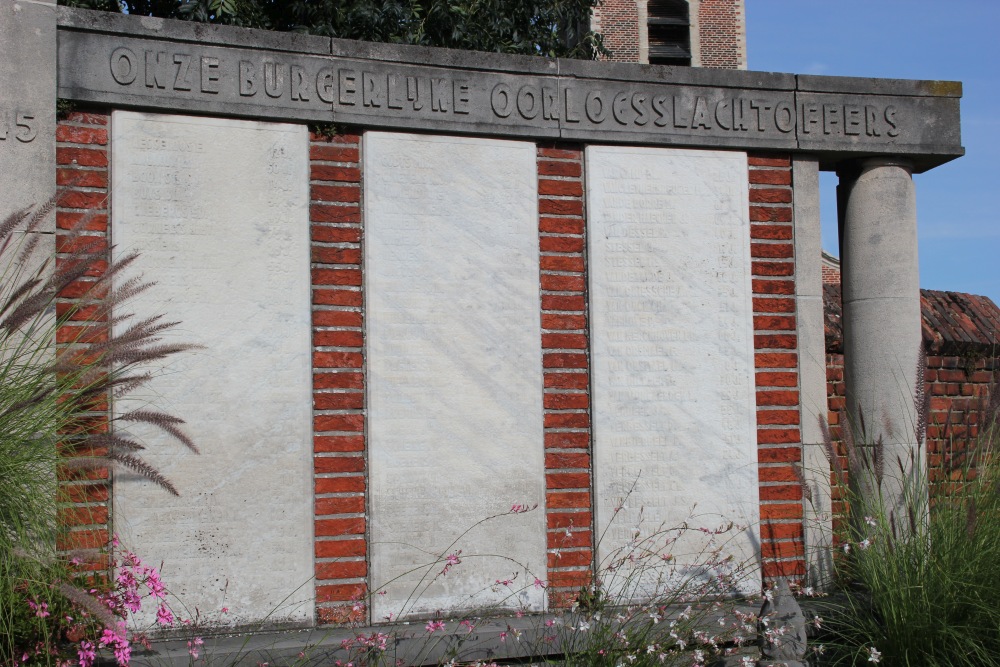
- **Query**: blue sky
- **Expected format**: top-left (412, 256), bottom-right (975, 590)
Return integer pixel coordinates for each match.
top-left (746, 1), bottom-right (1000, 305)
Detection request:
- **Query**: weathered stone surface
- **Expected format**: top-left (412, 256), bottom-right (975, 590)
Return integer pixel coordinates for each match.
top-left (587, 145), bottom-right (760, 598)
top-left (364, 132), bottom-right (546, 620)
top-left (793, 158), bottom-right (834, 589)
top-left (111, 111), bottom-right (313, 627)
top-left (840, 159), bottom-right (923, 522)
top-left (1, 0), bottom-right (57, 229)
top-left (55, 7), bottom-right (963, 169)
top-left (758, 579), bottom-right (808, 667)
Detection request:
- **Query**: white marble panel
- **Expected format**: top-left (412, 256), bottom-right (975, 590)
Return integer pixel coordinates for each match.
top-left (587, 146), bottom-right (760, 598)
top-left (111, 112), bottom-right (313, 627)
top-left (365, 132), bottom-right (546, 620)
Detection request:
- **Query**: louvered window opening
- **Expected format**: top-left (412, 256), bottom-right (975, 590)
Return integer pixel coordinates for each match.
top-left (648, 0), bottom-right (691, 66)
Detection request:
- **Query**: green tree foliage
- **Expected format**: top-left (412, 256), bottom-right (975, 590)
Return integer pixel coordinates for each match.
top-left (59, 0), bottom-right (605, 59)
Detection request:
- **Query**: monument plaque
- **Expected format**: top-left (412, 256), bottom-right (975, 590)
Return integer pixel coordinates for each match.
top-left (111, 112), bottom-right (313, 625)
top-left (587, 146), bottom-right (760, 596)
top-left (365, 132), bottom-right (546, 619)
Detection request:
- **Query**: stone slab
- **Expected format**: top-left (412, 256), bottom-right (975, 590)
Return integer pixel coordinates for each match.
top-left (587, 145), bottom-right (760, 598)
top-left (791, 157), bottom-right (833, 587)
top-left (55, 8), bottom-right (963, 170)
top-left (111, 111), bottom-right (313, 628)
top-left (364, 132), bottom-right (546, 620)
top-left (1, 0), bottom-right (57, 229)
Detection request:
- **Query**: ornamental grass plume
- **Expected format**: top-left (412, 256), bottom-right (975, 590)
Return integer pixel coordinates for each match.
top-left (0, 202), bottom-right (198, 665)
top-left (813, 350), bottom-right (1000, 667)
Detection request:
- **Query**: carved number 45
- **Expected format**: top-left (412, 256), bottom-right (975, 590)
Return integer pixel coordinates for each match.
top-left (0, 112), bottom-right (38, 143)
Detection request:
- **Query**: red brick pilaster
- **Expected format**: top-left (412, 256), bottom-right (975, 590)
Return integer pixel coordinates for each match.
top-left (55, 110), bottom-right (112, 571)
top-left (748, 152), bottom-right (805, 581)
top-left (537, 144), bottom-right (594, 607)
top-left (310, 133), bottom-right (367, 624)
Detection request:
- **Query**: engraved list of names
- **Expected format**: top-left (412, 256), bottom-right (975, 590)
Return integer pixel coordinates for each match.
top-left (111, 112), bottom-right (314, 625)
top-left (587, 146), bottom-right (760, 596)
top-left (365, 133), bottom-right (546, 619)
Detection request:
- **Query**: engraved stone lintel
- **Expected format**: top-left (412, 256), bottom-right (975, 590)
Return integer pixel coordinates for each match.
top-left (55, 8), bottom-right (963, 171)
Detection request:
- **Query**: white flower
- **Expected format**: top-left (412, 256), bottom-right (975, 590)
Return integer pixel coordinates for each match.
top-left (803, 586), bottom-right (814, 596)
top-left (576, 621), bottom-right (590, 632)
top-left (843, 543), bottom-right (851, 554)
top-left (865, 516), bottom-right (877, 527)
top-left (867, 646), bottom-right (882, 663)
top-left (859, 538), bottom-right (872, 550)
top-left (740, 657), bottom-right (755, 667)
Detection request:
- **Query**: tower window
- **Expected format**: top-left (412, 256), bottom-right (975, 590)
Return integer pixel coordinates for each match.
top-left (647, 0), bottom-right (691, 66)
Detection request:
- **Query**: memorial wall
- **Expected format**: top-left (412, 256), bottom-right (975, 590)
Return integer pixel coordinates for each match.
top-left (0, 5), bottom-right (964, 633)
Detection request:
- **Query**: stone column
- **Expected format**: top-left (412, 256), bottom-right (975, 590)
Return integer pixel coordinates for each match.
top-left (838, 158), bottom-right (924, 521)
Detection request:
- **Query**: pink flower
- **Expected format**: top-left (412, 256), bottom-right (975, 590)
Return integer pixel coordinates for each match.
top-left (146, 569), bottom-right (166, 598)
top-left (221, 606), bottom-right (229, 614)
top-left (441, 551), bottom-right (463, 576)
top-left (78, 641), bottom-right (96, 667)
top-left (425, 620), bottom-right (446, 633)
top-left (156, 604), bottom-right (175, 626)
top-left (533, 578), bottom-right (547, 589)
top-left (99, 624), bottom-right (131, 666)
top-left (26, 599), bottom-right (50, 618)
top-left (499, 631), bottom-right (508, 642)
top-left (187, 637), bottom-right (204, 660)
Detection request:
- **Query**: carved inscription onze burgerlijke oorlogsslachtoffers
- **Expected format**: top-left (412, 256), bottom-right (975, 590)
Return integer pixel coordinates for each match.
top-left (103, 45), bottom-right (902, 139)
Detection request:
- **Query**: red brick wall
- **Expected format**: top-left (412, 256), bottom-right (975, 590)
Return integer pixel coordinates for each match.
top-left (537, 144), bottom-right (593, 607)
top-left (55, 110), bottom-right (112, 572)
top-left (748, 153), bottom-right (806, 582)
top-left (594, 0), bottom-right (746, 68)
top-left (592, 0), bottom-right (641, 62)
top-left (309, 133), bottom-right (368, 624)
top-left (698, 0), bottom-right (745, 69)
top-left (827, 353), bottom-right (999, 500)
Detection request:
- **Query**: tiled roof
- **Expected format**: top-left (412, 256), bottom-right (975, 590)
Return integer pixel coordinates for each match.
top-left (824, 284), bottom-right (1000, 356)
